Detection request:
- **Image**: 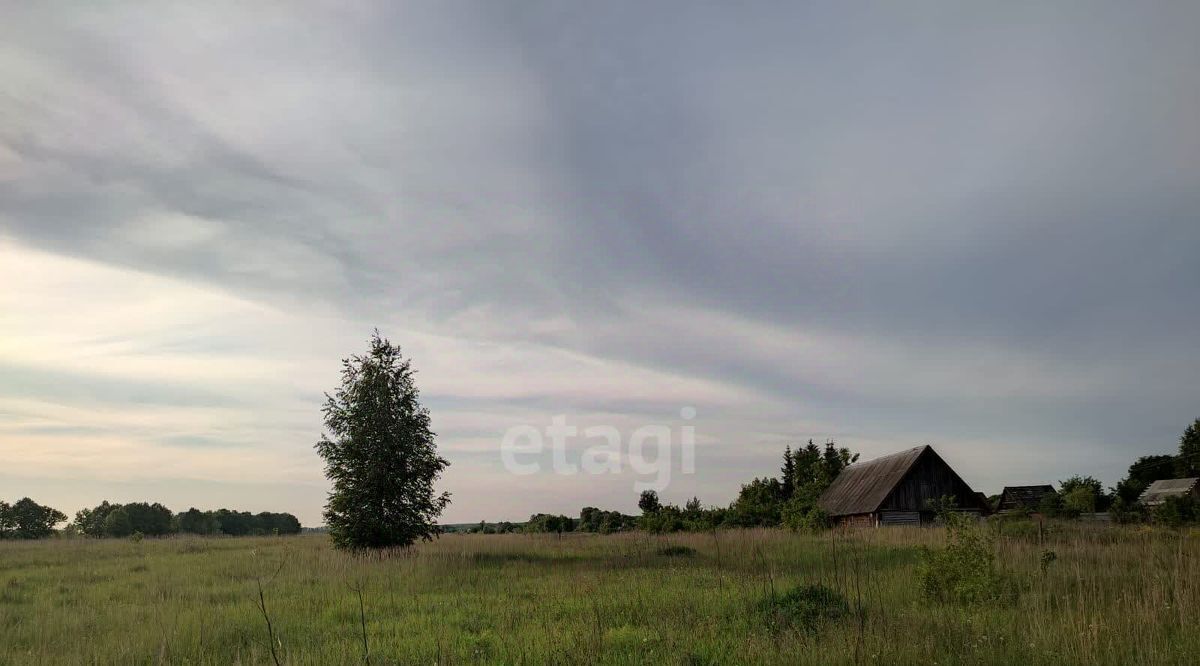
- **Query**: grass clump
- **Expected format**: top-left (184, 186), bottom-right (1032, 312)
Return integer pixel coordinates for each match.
top-left (756, 583), bottom-right (848, 634)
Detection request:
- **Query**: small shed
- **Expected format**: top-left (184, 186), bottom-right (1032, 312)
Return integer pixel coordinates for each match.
top-left (817, 445), bottom-right (988, 527)
top-left (996, 485), bottom-right (1054, 513)
top-left (1138, 478), bottom-right (1199, 507)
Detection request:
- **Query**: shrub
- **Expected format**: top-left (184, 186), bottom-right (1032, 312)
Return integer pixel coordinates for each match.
top-left (1039, 549), bottom-right (1057, 575)
top-left (756, 584), bottom-right (849, 634)
top-left (639, 506), bottom-right (685, 534)
top-left (1152, 495), bottom-right (1197, 527)
top-left (1110, 496), bottom-right (1146, 524)
top-left (1037, 491), bottom-right (1065, 518)
top-left (781, 502), bottom-right (830, 532)
top-left (1063, 486), bottom-right (1097, 516)
top-left (919, 513), bottom-right (1011, 604)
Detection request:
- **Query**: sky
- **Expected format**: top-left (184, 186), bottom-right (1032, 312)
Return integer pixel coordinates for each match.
top-left (2, 2), bottom-right (1198, 527)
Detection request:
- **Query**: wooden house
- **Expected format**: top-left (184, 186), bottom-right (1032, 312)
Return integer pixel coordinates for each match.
top-left (996, 485), bottom-right (1054, 513)
top-left (817, 445), bottom-right (988, 526)
top-left (1138, 478), bottom-right (1199, 507)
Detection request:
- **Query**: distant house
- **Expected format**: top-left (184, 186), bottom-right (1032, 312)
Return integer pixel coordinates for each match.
top-left (817, 445), bottom-right (989, 527)
top-left (1138, 478), bottom-right (1199, 507)
top-left (996, 485), bottom-right (1055, 513)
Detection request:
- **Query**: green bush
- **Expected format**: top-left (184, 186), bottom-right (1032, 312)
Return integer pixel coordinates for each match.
top-left (919, 513), bottom-right (1012, 604)
top-left (1039, 549), bottom-right (1057, 575)
top-left (1037, 491), bottom-right (1066, 518)
top-left (1152, 495), bottom-right (1197, 527)
top-left (781, 502), bottom-right (830, 532)
top-left (1110, 496), bottom-right (1146, 524)
top-left (756, 584), bottom-right (849, 634)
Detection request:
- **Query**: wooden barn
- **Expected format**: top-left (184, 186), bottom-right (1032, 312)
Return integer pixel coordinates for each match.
top-left (996, 485), bottom-right (1055, 513)
top-left (817, 445), bottom-right (988, 526)
top-left (1138, 477), bottom-right (1199, 507)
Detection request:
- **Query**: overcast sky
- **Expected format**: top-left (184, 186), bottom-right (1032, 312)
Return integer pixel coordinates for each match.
top-left (2, 2), bottom-right (1198, 526)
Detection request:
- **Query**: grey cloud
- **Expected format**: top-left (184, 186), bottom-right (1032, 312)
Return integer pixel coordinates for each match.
top-left (2, 1), bottom-right (1199, 515)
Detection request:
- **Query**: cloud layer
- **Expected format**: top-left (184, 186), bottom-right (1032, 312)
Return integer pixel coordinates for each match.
top-left (2, 2), bottom-right (1198, 524)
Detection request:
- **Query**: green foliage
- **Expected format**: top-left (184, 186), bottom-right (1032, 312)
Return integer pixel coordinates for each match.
top-left (316, 332), bottom-right (451, 550)
top-left (638, 490), bottom-right (661, 514)
top-left (1062, 485), bottom-right (1097, 516)
top-left (821, 441), bottom-right (859, 479)
top-left (579, 507), bottom-right (637, 533)
top-left (465, 520), bottom-right (519, 534)
top-left (0, 501), bottom-right (11, 536)
top-left (73, 502), bottom-right (300, 538)
top-left (209, 509), bottom-right (301, 536)
top-left (524, 514), bottom-right (575, 533)
top-left (0, 498), bottom-right (66, 539)
top-left (781, 501), bottom-right (829, 532)
top-left (727, 478), bottom-right (783, 527)
top-left (1114, 454), bottom-right (1177, 503)
top-left (1037, 490), bottom-right (1065, 518)
top-left (1109, 496), bottom-right (1146, 524)
top-left (123, 502), bottom-right (173, 536)
top-left (919, 512), bottom-right (1011, 604)
top-left (756, 584), bottom-right (849, 634)
top-left (103, 508), bottom-right (133, 538)
top-left (639, 505), bottom-right (685, 533)
top-left (176, 508), bottom-right (221, 535)
top-left (1058, 475), bottom-right (1110, 512)
top-left (1152, 495), bottom-right (1197, 527)
top-left (780, 445), bottom-right (796, 500)
top-left (1176, 418), bottom-right (1200, 478)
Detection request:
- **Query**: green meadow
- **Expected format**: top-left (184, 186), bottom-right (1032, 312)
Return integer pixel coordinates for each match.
top-left (1, 525), bottom-right (1197, 665)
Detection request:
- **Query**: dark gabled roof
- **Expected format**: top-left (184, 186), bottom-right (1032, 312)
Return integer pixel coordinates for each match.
top-left (997, 485), bottom-right (1054, 511)
top-left (1138, 478), bottom-right (1199, 505)
top-left (817, 446), bottom-right (927, 517)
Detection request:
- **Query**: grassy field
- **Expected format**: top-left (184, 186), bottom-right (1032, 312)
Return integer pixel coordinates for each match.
top-left (1, 524), bottom-right (1197, 665)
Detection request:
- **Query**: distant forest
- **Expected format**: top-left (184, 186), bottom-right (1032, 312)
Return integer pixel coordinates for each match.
top-left (73, 501), bottom-right (301, 538)
top-left (0, 498), bottom-right (301, 540)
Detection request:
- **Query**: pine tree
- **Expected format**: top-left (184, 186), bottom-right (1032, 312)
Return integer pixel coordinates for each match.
top-left (316, 332), bottom-right (451, 550)
top-left (795, 440), bottom-right (821, 485)
top-left (1176, 418), bottom-right (1200, 478)
top-left (780, 445), bottom-right (796, 500)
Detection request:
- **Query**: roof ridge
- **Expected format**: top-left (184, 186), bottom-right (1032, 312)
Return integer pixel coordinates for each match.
top-left (843, 444), bottom-right (927, 469)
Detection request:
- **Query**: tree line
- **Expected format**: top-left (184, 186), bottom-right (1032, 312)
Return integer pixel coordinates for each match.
top-left (72, 501), bottom-right (302, 538)
top-left (0, 498), bottom-right (66, 539)
top-left (511, 440), bottom-right (859, 534)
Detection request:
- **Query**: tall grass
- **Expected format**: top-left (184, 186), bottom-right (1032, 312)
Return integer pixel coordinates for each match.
top-left (0, 524), bottom-right (1196, 664)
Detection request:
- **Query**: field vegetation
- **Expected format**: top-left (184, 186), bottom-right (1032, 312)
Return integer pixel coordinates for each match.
top-left (2, 522), bottom-right (1197, 665)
